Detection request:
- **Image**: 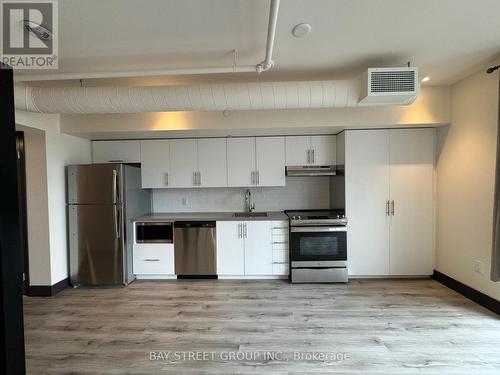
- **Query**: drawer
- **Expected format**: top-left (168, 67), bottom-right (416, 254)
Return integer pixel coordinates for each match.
top-left (133, 245), bottom-right (174, 275)
top-left (273, 262), bottom-right (289, 276)
top-left (272, 234), bottom-right (289, 245)
top-left (271, 228), bottom-right (289, 236)
top-left (273, 249), bottom-right (289, 263)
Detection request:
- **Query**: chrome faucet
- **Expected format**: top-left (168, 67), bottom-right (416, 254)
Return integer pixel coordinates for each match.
top-left (245, 189), bottom-right (255, 212)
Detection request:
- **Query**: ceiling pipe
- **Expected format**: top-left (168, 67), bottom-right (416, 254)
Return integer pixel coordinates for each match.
top-left (14, 0), bottom-right (281, 82)
top-left (256, 0), bottom-right (280, 74)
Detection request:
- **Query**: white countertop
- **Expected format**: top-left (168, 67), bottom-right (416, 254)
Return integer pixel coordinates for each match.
top-left (134, 211), bottom-right (288, 222)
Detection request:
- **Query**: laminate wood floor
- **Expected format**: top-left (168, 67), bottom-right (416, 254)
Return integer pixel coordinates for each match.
top-left (23, 279), bottom-right (500, 374)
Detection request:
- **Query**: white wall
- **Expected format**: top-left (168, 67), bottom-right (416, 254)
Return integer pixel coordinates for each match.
top-left (436, 66), bottom-right (500, 300)
top-left (152, 177), bottom-right (330, 212)
top-left (45, 130), bottom-right (91, 284)
top-left (16, 125), bottom-right (52, 286)
top-left (16, 111), bottom-right (92, 286)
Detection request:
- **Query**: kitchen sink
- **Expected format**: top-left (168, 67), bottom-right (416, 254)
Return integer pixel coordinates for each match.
top-left (233, 212), bottom-right (268, 218)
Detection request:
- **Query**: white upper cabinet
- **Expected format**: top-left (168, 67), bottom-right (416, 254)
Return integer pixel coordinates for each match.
top-left (256, 137), bottom-right (285, 187)
top-left (389, 129), bottom-right (434, 276)
top-left (169, 139), bottom-right (198, 188)
top-left (285, 136), bottom-right (310, 165)
top-left (140, 140), bottom-right (170, 188)
top-left (92, 140), bottom-right (141, 164)
top-left (310, 135), bottom-right (336, 165)
top-left (227, 138), bottom-right (256, 187)
top-left (198, 138), bottom-right (227, 187)
top-left (285, 135), bottom-right (336, 166)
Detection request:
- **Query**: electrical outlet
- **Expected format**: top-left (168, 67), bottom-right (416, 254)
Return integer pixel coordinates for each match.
top-left (182, 197), bottom-right (188, 206)
top-left (473, 259), bottom-right (484, 275)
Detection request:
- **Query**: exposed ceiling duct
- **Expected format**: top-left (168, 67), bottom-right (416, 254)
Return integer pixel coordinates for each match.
top-left (14, 68), bottom-right (419, 114)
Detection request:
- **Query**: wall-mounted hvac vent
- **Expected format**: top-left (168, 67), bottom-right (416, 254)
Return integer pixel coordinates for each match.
top-left (359, 67), bottom-right (419, 106)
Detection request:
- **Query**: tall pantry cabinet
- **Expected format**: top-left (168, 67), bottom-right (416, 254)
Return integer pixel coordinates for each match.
top-left (344, 128), bottom-right (435, 276)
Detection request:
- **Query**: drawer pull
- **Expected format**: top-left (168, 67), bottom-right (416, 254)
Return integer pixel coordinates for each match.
top-left (272, 227), bottom-right (288, 230)
top-left (273, 241), bottom-right (288, 244)
top-left (273, 261), bottom-right (288, 264)
top-left (143, 258), bottom-right (160, 262)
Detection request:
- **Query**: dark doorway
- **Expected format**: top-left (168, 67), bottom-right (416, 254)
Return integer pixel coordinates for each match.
top-left (16, 132), bottom-right (30, 294)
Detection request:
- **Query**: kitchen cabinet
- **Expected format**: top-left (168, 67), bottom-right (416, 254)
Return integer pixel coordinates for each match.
top-left (216, 220), bottom-right (282, 276)
top-left (255, 137), bottom-right (285, 187)
top-left (133, 244), bottom-right (175, 276)
top-left (92, 140), bottom-right (141, 164)
top-left (244, 221), bottom-right (273, 275)
top-left (216, 221), bottom-right (245, 275)
top-left (345, 128), bottom-right (434, 276)
top-left (285, 135), bottom-right (336, 166)
top-left (140, 140), bottom-right (170, 188)
top-left (227, 137), bottom-right (285, 187)
top-left (227, 138), bottom-right (256, 187)
top-left (141, 138), bottom-right (227, 188)
top-left (198, 138), bottom-right (227, 187)
top-left (169, 139), bottom-right (198, 188)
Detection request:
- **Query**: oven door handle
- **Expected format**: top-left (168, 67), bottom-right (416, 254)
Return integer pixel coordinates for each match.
top-left (291, 226), bottom-right (347, 232)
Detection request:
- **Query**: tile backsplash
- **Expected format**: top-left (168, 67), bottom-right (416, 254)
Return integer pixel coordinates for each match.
top-left (152, 177), bottom-right (330, 212)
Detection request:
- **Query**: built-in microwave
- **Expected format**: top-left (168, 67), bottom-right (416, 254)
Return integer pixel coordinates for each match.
top-left (135, 221), bottom-right (174, 244)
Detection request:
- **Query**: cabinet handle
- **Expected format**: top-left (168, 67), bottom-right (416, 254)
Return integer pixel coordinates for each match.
top-left (272, 226), bottom-right (288, 229)
top-left (238, 223), bottom-right (242, 238)
top-left (386, 200), bottom-right (390, 216)
top-left (250, 171), bottom-right (254, 185)
top-left (257, 171), bottom-right (260, 185)
top-left (272, 241), bottom-right (288, 244)
top-left (243, 223), bottom-right (247, 238)
top-left (143, 258), bottom-right (160, 262)
top-left (198, 172), bottom-right (201, 186)
top-left (164, 173), bottom-right (169, 186)
top-left (273, 262), bottom-right (288, 264)
top-left (391, 200), bottom-right (395, 216)
top-left (312, 149), bottom-right (315, 164)
top-left (307, 149), bottom-right (310, 164)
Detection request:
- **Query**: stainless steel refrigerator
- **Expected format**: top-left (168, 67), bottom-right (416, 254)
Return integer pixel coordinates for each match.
top-left (67, 164), bottom-right (150, 286)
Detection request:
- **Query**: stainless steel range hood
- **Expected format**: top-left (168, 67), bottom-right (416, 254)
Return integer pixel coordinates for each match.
top-left (285, 165), bottom-right (338, 177)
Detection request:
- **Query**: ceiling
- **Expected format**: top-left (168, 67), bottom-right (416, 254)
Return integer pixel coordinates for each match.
top-left (15, 0), bottom-right (500, 85)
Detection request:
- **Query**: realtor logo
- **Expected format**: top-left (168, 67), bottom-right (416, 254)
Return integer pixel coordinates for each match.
top-left (1, 0), bottom-right (58, 69)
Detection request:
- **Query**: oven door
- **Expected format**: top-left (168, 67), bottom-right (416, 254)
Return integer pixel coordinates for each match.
top-left (290, 226), bottom-right (347, 265)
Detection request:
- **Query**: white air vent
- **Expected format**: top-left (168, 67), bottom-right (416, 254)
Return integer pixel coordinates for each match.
top-left (359, 67), bottom-right (419, 106)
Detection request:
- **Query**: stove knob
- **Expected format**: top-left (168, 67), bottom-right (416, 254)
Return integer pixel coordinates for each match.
top-left (336, 214), bottom-right (340, 219)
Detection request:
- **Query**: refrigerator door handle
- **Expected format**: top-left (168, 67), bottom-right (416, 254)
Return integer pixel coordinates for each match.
top-left (113, 205), bottom-right (121, 239)
top-left (112, 169), bottom-right (121, 204)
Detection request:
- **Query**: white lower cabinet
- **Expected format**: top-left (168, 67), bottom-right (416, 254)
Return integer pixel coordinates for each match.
top-left (133, 244), bottom-right (175, 276)
top-left (216, 221), bottom-right (245, 275)
top-left (217, 220), bottom-right (288, 277)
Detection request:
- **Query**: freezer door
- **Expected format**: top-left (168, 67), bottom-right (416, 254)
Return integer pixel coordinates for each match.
top-left (68, 164), bottom-right (123, 204)
top-left (69, 204), bottom-right (125, 286)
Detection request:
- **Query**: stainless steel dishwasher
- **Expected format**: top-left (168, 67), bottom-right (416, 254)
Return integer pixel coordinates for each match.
top-left (174, 221), bottom-right (217, 277)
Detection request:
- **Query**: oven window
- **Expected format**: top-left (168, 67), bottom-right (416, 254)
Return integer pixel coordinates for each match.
top-left (291, 231), bottom-right (346, 261)
top-left (300, 236), bottom-right (339, 256)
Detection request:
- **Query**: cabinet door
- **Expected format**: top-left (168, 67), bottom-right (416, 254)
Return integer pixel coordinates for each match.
top-left (311, 135), bottom-right (336, 165)
top-left (285, 136), bottom-right (311, 165)
top-left (389, 129), bottom-right (434, 275)
top-left (169, 139), bottom-right (198, 188)
top-left (140, 140), bottom-right (170, 188)
top-left (216, 221), bottom-right (245, 275)
top-left (256, 137), bottom-right (285, 186)
top-left (227, 138), bottom-right (256, 187)
top-left (198, 138), bottom-right (227, 187)
top-left (92, 140), bottom-right (141, 163)
top-left (244, 221), bottom-right (273, 275)
top-left (345, 130), bottom-right (390, 276)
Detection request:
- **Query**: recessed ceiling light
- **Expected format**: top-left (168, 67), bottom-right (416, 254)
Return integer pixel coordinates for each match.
top-left (292, 23), bottom-right (311, 38)
top-left (421, 76), bottom-right (430, 82)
